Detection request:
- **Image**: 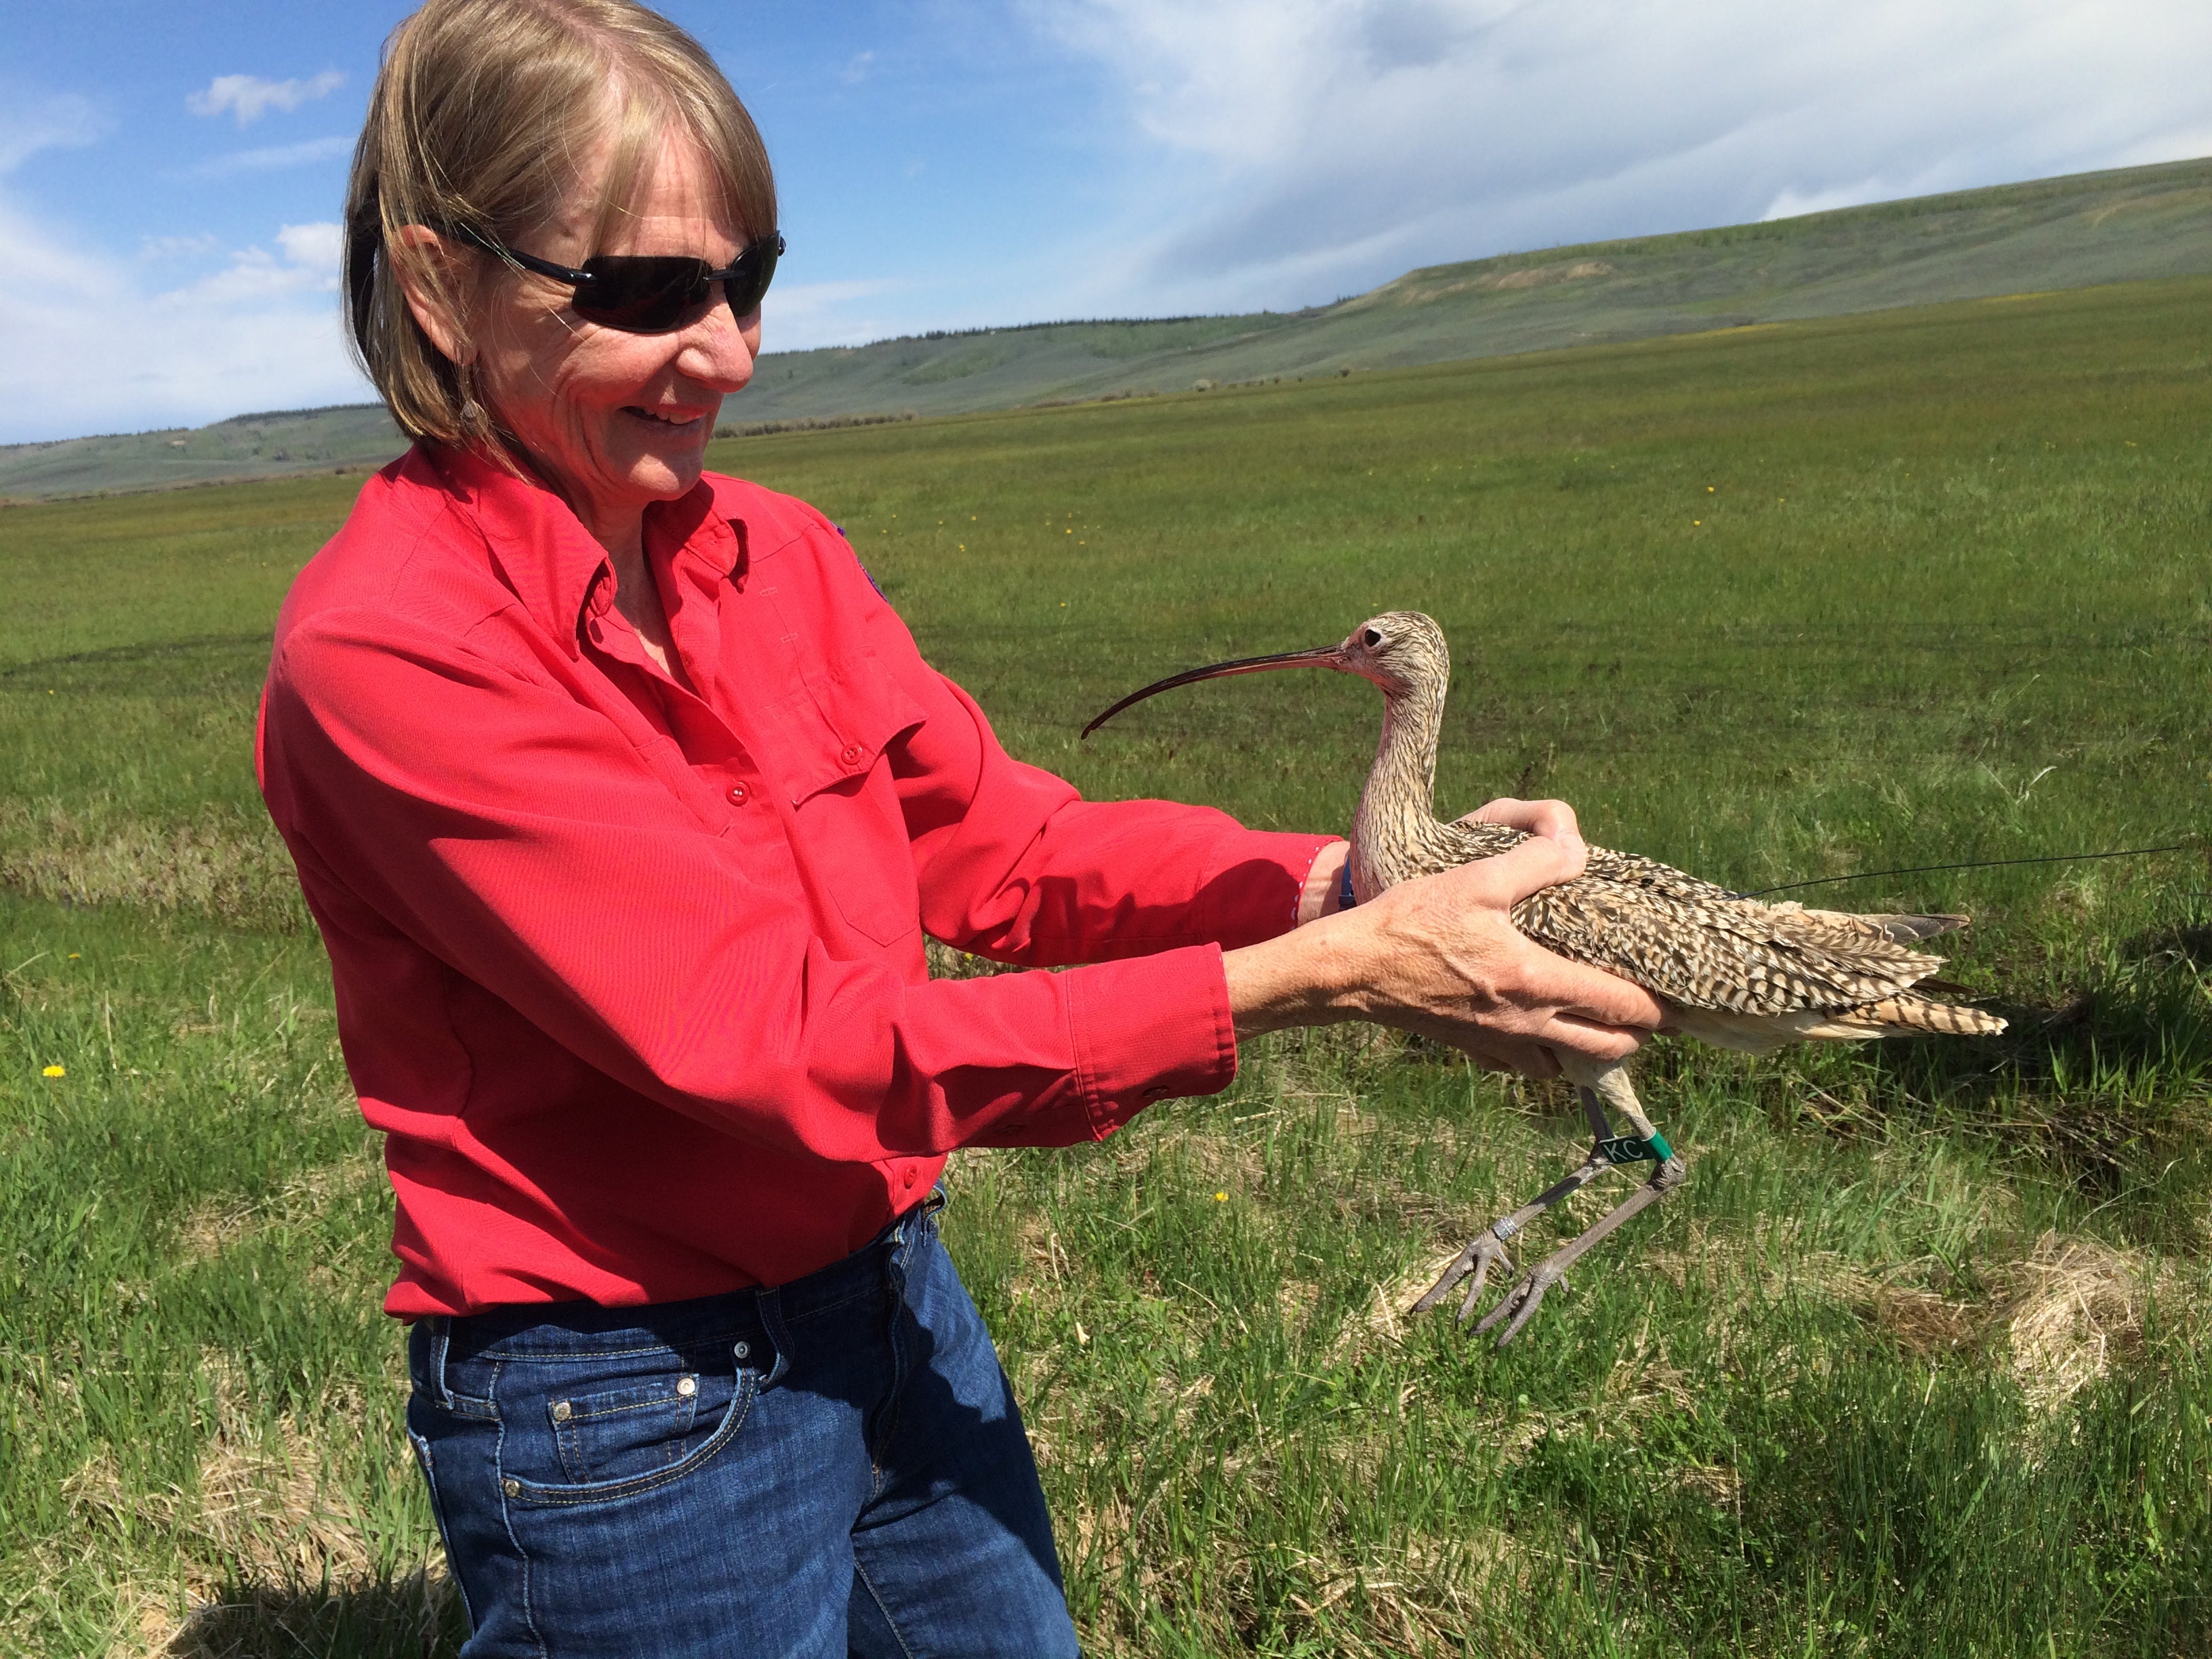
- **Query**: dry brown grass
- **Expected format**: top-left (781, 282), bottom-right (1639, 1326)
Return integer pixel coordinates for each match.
top-left (0, 802), bottom-right (305, 932)
top-left (2001, 1231), bottom-right (2192, 1412)
top-left (56, 1350), bottom-right (449, 1659)
top-left (171, 1149), bottom-right (381, 1267)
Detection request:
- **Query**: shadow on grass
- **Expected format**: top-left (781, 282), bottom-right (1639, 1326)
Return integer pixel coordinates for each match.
top-left (168, 1570), bottom-right (465, 1659)
top-left (1845, 933), bottom-right (2212, 1218)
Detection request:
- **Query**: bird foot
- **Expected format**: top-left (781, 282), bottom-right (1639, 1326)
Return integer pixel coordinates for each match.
top-left (1472, 1162), bottom-right (1685, 1347)
top-left (1410, 1229), bottom-right (1517, 1322)
top-left (1473, 1256), bottom-right (1571, 1346)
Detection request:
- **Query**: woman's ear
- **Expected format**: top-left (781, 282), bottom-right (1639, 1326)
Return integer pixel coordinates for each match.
top-left (388, 224), bottom-right (476, 365)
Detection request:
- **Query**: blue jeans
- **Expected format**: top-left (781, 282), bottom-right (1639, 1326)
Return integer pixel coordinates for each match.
top-left (404, 1195), bottom-right (1080, 1657)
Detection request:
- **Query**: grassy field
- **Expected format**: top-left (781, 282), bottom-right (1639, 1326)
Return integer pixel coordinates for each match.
top-left (1, 275), bottom-right (2208, 1655)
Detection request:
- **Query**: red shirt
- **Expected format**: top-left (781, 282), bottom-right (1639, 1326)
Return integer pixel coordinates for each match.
top-left (256, 445), bottom-right (1334, 1318)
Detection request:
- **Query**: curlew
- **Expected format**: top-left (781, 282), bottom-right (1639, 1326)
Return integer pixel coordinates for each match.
top-left (1084, 611), bottom-right (2006, 1345)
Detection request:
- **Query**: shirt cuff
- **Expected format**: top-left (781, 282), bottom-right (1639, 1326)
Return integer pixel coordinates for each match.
top-left (1061, 943), bottom-right (1238, 1141)
top-left (1193, 831), bottom-right (1345, 948)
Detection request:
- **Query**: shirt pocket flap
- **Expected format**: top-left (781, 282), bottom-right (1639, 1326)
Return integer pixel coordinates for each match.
top-left (783, 656), bottom-right (928, 805)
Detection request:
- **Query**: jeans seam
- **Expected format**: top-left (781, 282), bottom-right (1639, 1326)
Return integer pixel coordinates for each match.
top-left (488, 1359), bottom-right (550, 1659)
top-left (851, 1555), bottom-right (922, 1659)
top-left (871, 1237), bottom-right (918, 1488)
top-left (407, 1426), bottom-right (478, 1635)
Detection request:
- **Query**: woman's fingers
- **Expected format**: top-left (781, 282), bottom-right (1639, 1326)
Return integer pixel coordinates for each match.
top-left (1536, 1012), bottom-right (1648, 1063)
top-left (1463, 1035), bottom-right (1563, 1077)
top-left (1513, 945), bottom-right (1667, 1031)
top-left (1448, 830), bottom-right (1587, 906)
top-left (1468, 796), bottom-right (1582, 842)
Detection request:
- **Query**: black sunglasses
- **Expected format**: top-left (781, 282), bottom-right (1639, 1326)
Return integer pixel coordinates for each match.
top-left (448, 222), bottom-right (784, 333)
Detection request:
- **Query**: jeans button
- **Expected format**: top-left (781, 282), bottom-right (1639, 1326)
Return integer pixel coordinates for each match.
top-left (550, 1399), bottom-right (572, 1422)
top-left (676, 1376), bottom-right (697, 1397)
top-left (503, 1477), bottom-right (520, 1498)
top-left (733, 1340), bottom-right (750, 1360)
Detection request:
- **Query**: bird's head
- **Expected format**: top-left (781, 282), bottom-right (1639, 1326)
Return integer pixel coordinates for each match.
top-left (1080, 609), bottom-right (1449, 738)
top-left (1334, 610), bottom-right (1448, 699)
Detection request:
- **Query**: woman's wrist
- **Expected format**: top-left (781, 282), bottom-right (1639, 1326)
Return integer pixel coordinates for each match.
top-left (1225, 905), bottom-right (1378, 1038)
top-left (1294, 840), bottom-right (1352, 926)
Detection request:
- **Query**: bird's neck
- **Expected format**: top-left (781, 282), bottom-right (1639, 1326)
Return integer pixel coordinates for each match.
top-left (1349, 677), bottom-right (1458, 899)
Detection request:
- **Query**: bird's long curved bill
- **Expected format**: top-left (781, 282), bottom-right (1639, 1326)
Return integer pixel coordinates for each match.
top-left (1081, 645), bottom-right (1343, 739)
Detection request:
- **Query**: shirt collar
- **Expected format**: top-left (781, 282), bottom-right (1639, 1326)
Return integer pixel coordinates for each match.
top-left (422, 443), bottom-right (743, 655)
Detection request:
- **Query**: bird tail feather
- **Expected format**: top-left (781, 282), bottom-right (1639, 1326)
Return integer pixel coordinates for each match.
top-left (1785, 905), bottom-right (1971, 945)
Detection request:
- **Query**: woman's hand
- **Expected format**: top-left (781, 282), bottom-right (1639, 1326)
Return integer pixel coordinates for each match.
top-left (1460, 796), bottom-right (1580, 842)
top-left (1225, 830), bottom-right (1663, 1078)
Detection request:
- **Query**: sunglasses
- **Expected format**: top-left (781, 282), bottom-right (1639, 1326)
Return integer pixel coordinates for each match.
top-left (447, 222), bottom-right (784, 333)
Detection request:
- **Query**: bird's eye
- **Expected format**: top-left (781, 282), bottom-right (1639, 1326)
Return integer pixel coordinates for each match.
top-left (1361, 628), bottom-right (1384, 648)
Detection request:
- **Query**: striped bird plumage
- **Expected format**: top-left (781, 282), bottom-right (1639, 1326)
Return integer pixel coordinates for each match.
top-left (1336, 612), bottom-right (2004, 1048)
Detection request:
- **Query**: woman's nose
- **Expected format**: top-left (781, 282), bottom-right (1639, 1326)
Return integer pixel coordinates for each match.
top-left (679, 302), bottom-right (758, 394)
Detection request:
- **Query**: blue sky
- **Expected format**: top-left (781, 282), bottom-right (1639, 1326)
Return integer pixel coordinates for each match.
top-left (4, 0), bottom-right (2209, 445)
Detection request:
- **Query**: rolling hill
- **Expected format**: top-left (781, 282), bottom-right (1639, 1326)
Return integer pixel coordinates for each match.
top-left (6, 153), bottom-right (2210, 502)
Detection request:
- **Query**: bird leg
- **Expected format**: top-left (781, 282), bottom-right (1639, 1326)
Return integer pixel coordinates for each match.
top-left (1410, 1082), bottom-right (1620, 1322)
top-left (1472, 1059), bottom-right (1687, 1347)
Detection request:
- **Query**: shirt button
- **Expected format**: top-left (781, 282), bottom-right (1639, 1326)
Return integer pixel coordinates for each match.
top-left (840, 743), bottom-right (864, 766)
top-left (1143, 1085), bottom-right (1171, 1100)
top-left (726, 783), bottom-right (748, 805)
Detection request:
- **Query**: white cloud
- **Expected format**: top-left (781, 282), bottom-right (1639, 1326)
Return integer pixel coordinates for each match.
top-left (186, 70), bottom-right (346, 127)
top-left (187, 134), bottom-right (354, 177)
top-left (1021, 0), bottom-right (2212, 312)
top-left (275, 221), bottom-right (344, 274)
top-left (0, 205), bottom-right (367, 444)
top-left (138, 231), bottom-right (223, 261)
top-left (1763, 180), bottom-right (1900, 222)
top-left (762, 277), bottom-right (911, 350)
top-left (0, 91), bottom-right (103, 175)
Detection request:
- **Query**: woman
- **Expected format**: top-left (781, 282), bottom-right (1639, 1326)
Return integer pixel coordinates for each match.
top-left (257, 1), bottom-right (1661, 1652)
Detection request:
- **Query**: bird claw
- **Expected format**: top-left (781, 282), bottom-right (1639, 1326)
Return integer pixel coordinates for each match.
top-left (1473, 1261), bottom-right (1569, 1347)
top-left (1410, 1232), bottom-right (1513, 1321)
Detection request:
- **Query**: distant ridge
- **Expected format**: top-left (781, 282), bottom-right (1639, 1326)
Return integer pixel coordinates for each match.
top-left (8, 155), bottom-right (2211, 501)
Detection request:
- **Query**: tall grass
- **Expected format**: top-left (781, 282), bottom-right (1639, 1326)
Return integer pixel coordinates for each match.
top-left (1, 278), bottom-right (2207, 1654)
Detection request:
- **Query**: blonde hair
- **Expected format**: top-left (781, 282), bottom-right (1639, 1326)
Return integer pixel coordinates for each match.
top-left (343, 0), bottom-right (776, 449)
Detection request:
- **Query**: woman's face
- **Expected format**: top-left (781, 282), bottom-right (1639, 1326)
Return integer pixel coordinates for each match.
top-left (470, 129), bottom-right (761, 543)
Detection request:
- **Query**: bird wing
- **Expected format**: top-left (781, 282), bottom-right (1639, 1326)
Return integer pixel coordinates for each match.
top-left (1425, 822), bottom-right (1986, 1021)
top-left (1513, 876), bottom-right (1947, 1014)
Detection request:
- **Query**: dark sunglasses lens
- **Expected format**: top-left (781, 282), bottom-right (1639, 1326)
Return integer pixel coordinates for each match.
top-left (720, 234), bottom-right (782, 319)
top-left (573, 257), bottom-right (708, 331)
top-left (570, 235), bottom-right (783, 332)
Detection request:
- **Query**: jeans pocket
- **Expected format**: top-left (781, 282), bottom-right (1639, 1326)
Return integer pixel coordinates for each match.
top-left (506, 1362), bottom-right (762, 1511)
top-left (549, 1374), bottom-right (702, 1484)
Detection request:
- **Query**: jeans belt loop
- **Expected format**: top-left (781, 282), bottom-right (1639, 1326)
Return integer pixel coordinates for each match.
top-left (427, 1315), bottom-right (455, 1410)
top-left (754, 1286), bottom-right (794, 1390)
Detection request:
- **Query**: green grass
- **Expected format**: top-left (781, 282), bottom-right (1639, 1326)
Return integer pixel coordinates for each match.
top-left (2, 276), bottom-right (2209, 1655)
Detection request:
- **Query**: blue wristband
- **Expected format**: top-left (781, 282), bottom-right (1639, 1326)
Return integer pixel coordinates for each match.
top-left (1338, 857), bottom-right (1357, 910)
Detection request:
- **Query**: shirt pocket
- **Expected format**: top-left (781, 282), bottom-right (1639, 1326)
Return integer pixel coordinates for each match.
top-left (785, 655), bottom-right (928, 946)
